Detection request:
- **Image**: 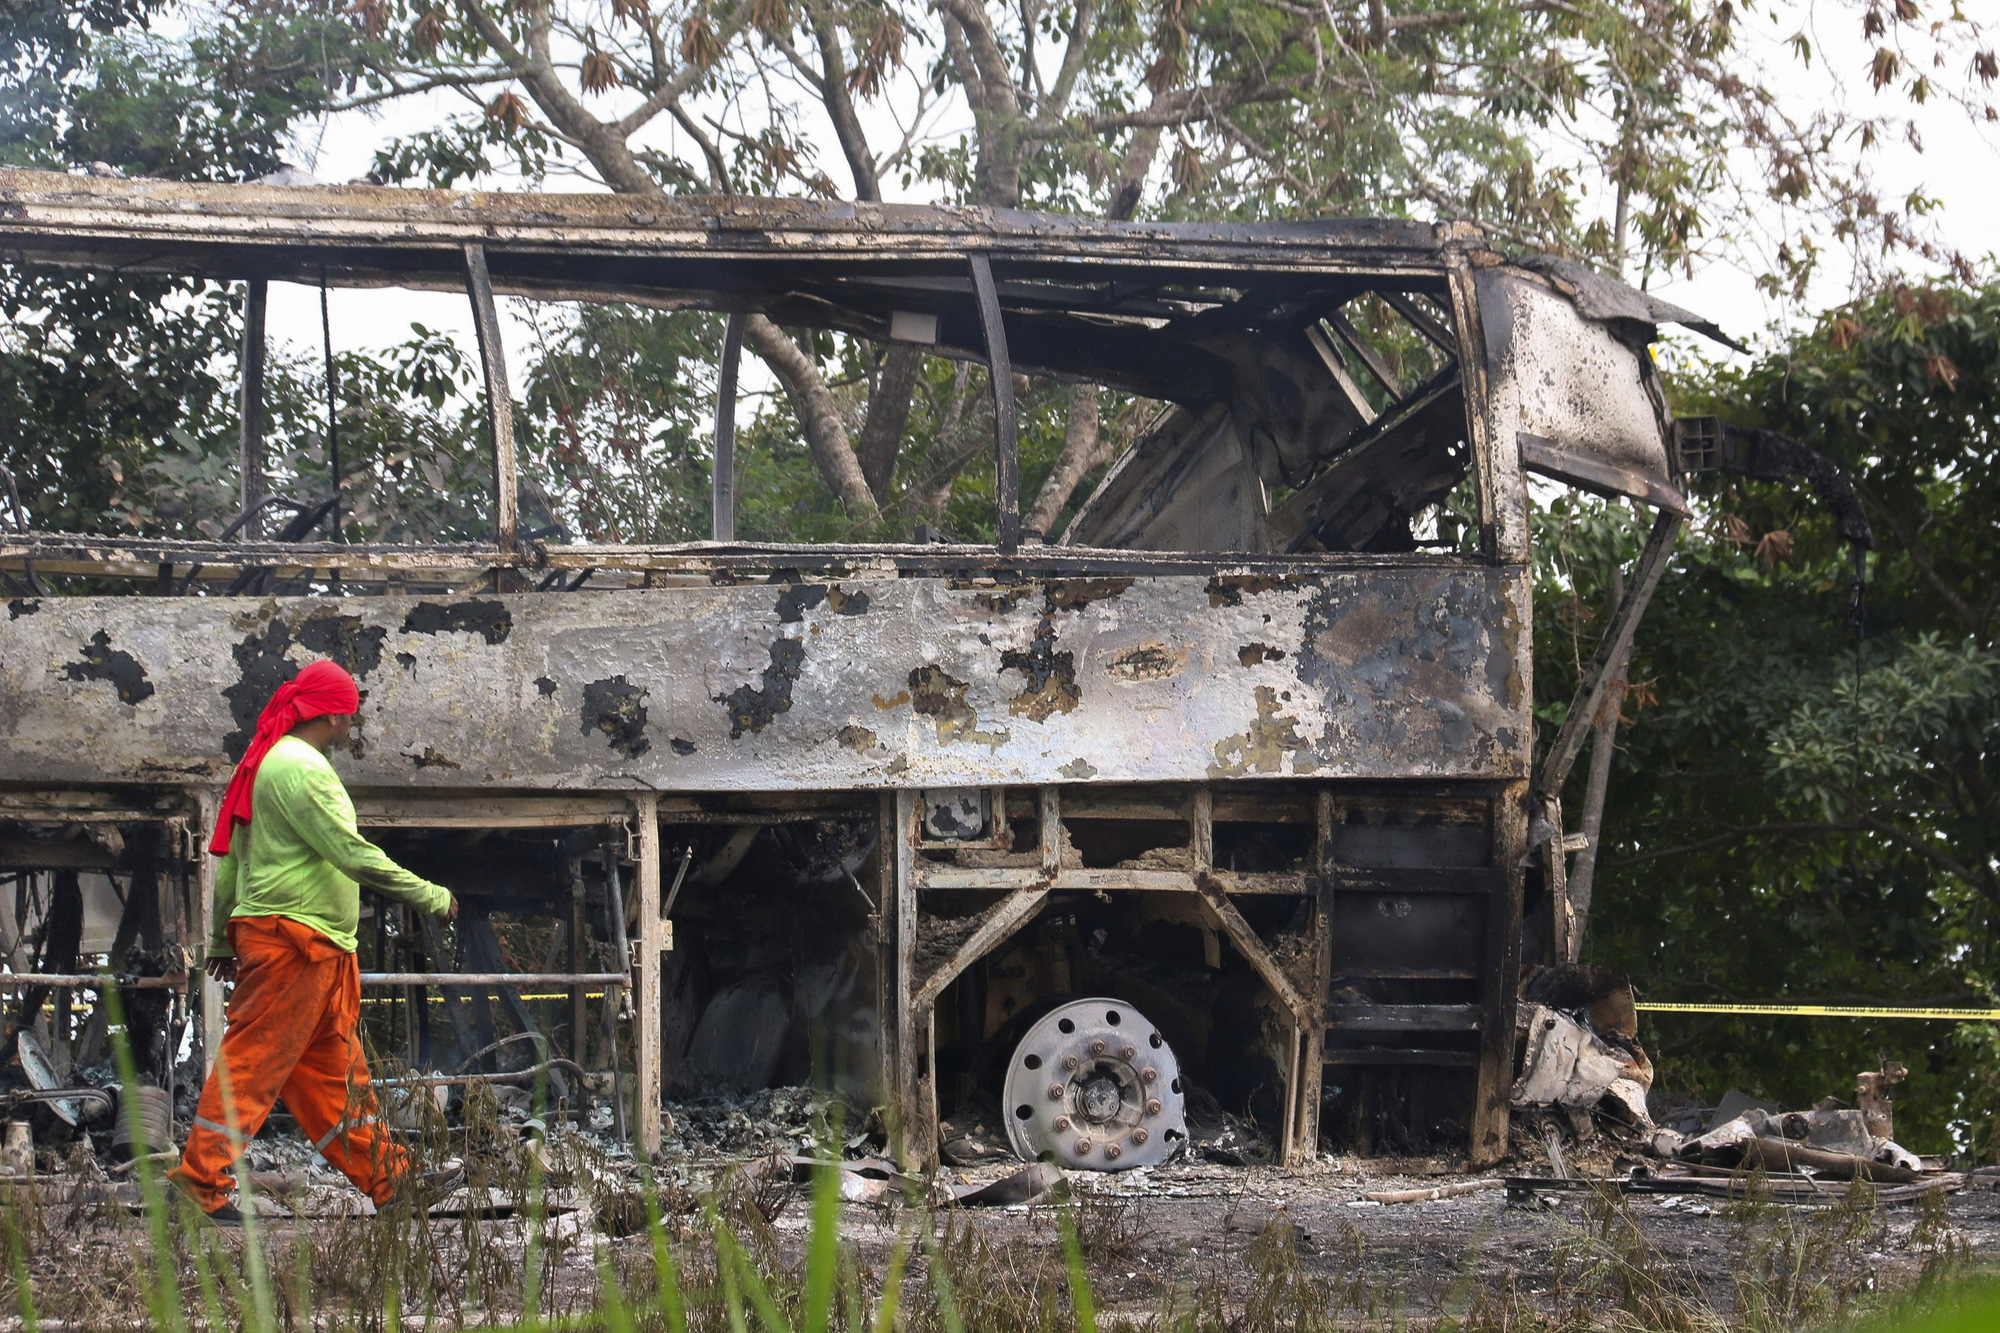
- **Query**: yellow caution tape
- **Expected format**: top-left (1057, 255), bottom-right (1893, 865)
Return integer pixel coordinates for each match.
top-left (360, 991), bottom-right (609, 1006)
top-left (1636, 1002), bottom-right (2000, 1021)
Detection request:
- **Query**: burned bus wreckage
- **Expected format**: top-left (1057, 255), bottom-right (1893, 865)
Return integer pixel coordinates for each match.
top-left (0, 170), bottom-right (1809, 1174)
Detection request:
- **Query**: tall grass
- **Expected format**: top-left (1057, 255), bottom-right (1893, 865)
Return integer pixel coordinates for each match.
top-left (0, 1012), bottom-right (1988, 1332)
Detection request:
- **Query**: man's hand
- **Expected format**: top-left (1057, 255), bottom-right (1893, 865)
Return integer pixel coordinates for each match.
top-left (205, 956), bottom-right (237, 984)
top-left (444, 894), bottom-right (460, 925)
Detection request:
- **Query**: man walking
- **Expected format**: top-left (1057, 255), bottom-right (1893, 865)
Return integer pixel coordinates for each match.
top-left (168, 659), bottom-right (458, 1224)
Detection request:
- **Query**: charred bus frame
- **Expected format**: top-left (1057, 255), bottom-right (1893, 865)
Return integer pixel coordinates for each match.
top-left (0, 171), bottom-right (1712, 1167)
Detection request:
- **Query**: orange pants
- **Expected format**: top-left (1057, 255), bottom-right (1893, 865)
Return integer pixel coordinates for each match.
top-left (168, 915), bottom-right (406, 1212)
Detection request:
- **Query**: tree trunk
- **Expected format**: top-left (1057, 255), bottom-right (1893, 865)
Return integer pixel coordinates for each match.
top-left (742, 314), bottom-right (880, 522)
top-left (1025, 384), bottom-right (1106, 537)
top-left (858, 346), bottom-right (923, 504)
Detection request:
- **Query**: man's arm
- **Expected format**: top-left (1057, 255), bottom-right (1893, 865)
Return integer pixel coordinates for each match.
top-left (289, 764), bottom-right (456, 918)
top-left (208, 844), bottom-right (243, 980)
top-left (208, 848), bottom-right (240, 960)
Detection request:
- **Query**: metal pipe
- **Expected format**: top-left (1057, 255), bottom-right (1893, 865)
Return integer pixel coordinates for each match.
top-left (0, 975), bottom-right (181, 989)
top-left (376, 1058), bottom-right (589, 1090)
top-left (661, 845), bottom-right (693, 920)
top-left (604, 852), bottom-right (631, 1020)
top-left (357, 972), bottom-right (629, 987)
top-left (968, 254), bottom-right (1020, 554)
top-left (239, 278), bottom-right (268, 538)
top-left (713, 312), bottom-right (744, 541)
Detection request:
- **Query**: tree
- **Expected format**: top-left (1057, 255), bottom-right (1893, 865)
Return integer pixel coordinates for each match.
top-left (0, 5), bottom-right (336, 538)
top-left (1561, 275), bottom-right (2000, 1156)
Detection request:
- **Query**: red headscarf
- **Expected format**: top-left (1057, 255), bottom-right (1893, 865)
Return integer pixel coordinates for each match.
top-left (210, 659), bottom-right (361, 856)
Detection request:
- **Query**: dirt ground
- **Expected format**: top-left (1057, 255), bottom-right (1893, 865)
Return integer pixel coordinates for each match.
top-left (13, 1125), bottom-right (1997, 1327)
top-left (767, 1158), bottom-right (2000, 1321)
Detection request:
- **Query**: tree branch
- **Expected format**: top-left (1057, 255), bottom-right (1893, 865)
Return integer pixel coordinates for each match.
top-left (1026, 383), bottom-right (1108, 536)
top-left (1858, 483), bottom-right (1987, 638)
top-left (1603, 821), bottom-right (1867, 867)
top-left (454, 0), bottom-right (655, 193)
top-left (614, 9), bottom-right (755, 136)
top-left (806, 0), bottom-right (881, 200)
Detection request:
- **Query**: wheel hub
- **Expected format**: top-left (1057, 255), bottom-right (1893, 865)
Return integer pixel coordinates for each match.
top-left (1002, 997), bottom-right (1186, 1171)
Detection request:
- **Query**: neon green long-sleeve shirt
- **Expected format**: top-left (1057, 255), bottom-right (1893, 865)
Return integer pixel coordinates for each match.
top-left (211, 735), bottom-right (452, 957)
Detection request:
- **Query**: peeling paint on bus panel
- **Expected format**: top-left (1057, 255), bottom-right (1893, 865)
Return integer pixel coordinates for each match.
top-left (0, 566), bottom-right (1531, 791)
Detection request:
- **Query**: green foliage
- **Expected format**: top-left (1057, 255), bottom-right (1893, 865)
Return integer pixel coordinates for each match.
top-left (519, 304), bottom-right (721, 544)
top-left (0, 7), bottom-right (328, 540)
top-left (1562, 278), bottom-right (2000, 1155)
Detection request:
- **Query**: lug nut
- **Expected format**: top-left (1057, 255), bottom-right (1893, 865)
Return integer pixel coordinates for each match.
top-left (1088, 1038), bottom-right (1107, 1056)
top-left (1145, 1098), bottom-right (1162, 1117)
top-left (1048, 1084), bottom-right (1066, 1101)
top-left (1062, 1053), bottom-right (1080, 1071)
top-left (1104, 1143), bottom-right (1121, 1160)
top-left (1131, 1128), bottom-right (1149, 1145)
top-left (1073, 1138), bottom-right (1092, 1155)
top-left (1120, 1044), bottom-right (1136, 1059)
top-left (1052, 1116), bottom-right (1071, 1131)
top-left (1141, 1067), bottom-right (1158, 1084)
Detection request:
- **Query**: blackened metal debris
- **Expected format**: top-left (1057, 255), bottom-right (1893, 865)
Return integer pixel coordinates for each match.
top-left (581, 676), bottom-right (652, 757)
top-left (1206, 573), bottom-right (1296, 607)
top-left (1000, 614), bottom-right (1081, 720)
top-left (907, 663), bottom-right (1008, 745)
top-left (295, 613), bottom-right (387, 676)
top-left (775, 583), bottom-right (869, 622)
top-left (774, 584), bottom-right (827, 623)
top-left (63, 630), bottom-right (154, 705)
top-left (223, 622), bottom-right (297, 759)
top-left (718, 639), bottom-right (807, 738)
top-left (1107, 641), bottom-right (1185, 681)
top-left (1046, 577), bottom-right (1133, 610)
top-left (401, 599), bottom-right (512, 644)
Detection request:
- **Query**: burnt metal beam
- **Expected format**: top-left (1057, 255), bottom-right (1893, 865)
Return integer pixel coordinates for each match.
top-left (358, 971), bottom-right (629, 986)
top-left (1518, 432), bottom-right (1689, 516)
top-left (969, 254), bottom-right (1020, 553)
top-left (1470, 779), bottom-right (1528, 1167)
top-left (0, 974), bottom-right (180, 989)
top-left (239, 279), bottom-right (268, 538)
top-left (713, 312), bottom-right (744, 542)
top-left (909, 884), bottom-right (1051, 1011)
top-left (463, 243), bottom-right (520, 552)
top-left (1192, 873), bottom-right (1314, 1030)
top-left (633, 792), bottom-right (666, 1153)
top-left (1304, 324), bottom-right (1378, 426)
top-left (1534, 508), bottom-right (1683, 800)
top-left (1322, 308), bottom-right (1408, 400)
top-left (1379, 290), bottom-right (1458, 357)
